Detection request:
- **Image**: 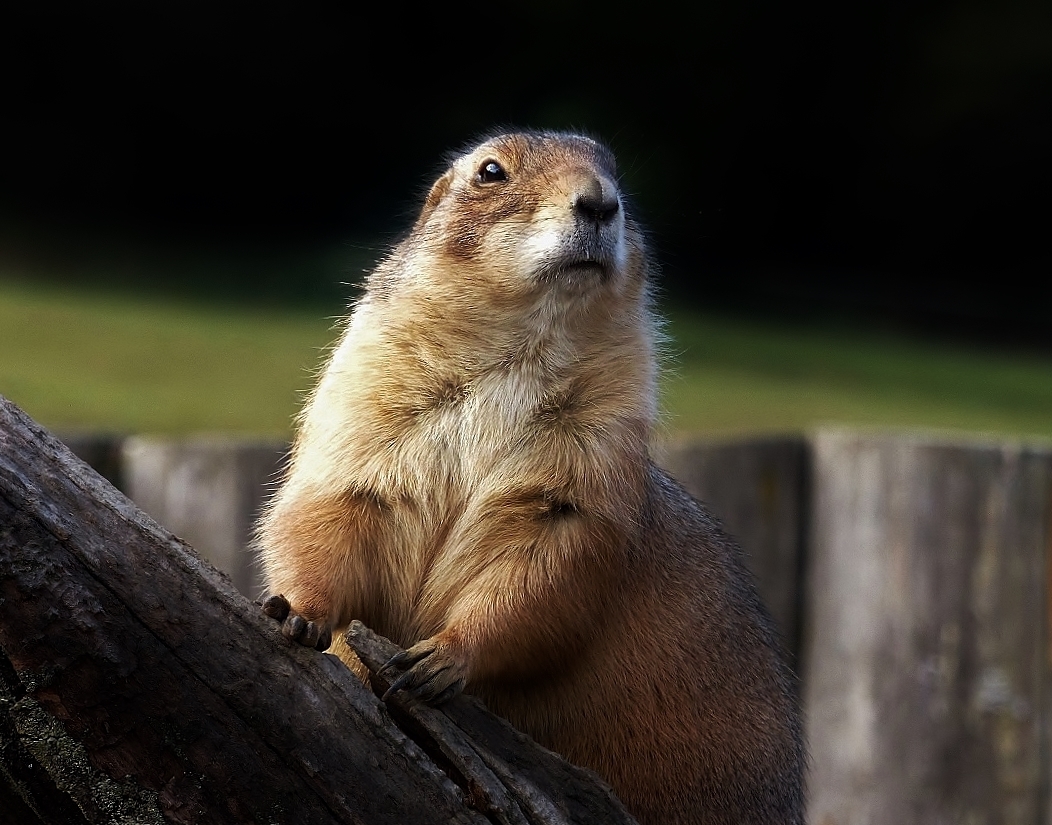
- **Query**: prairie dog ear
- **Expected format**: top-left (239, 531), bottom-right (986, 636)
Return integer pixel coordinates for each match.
top-left (417, 168), bottom-right (454, 225)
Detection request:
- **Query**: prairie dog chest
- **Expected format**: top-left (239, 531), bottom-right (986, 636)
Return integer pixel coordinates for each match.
top-left (389, 328), bottom-right (575, 495)
top-left (311, 319), bottom-right (562, 501)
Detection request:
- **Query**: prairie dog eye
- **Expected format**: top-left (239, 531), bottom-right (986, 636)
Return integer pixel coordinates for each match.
top-left (477, 160), bottom-right (507, 183)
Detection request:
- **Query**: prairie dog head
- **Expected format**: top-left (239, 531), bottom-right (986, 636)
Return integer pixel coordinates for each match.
top-left (404, 131), bottom-right (648, 302)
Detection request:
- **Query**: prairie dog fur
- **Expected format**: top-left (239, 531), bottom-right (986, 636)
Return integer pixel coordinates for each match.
top-left (258, 131), bottom-right (804, 823)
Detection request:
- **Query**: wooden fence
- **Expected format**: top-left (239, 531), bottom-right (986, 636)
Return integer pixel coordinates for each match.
top-left (59, 429), bottom-right (1052, 824)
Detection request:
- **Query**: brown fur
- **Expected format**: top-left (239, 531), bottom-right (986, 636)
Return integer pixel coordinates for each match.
top-left (257, 131), bottom-right (804, 823)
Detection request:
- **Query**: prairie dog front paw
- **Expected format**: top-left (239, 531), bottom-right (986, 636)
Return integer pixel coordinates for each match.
top-left (380, 635), bottom-right (468, 705)
top-left (261, 593), bottom-right (333, 652)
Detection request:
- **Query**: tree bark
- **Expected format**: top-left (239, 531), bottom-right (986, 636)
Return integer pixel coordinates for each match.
top-left (0, 396), bottom-right (636, 825)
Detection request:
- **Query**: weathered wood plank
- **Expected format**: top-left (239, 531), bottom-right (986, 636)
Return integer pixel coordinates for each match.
top-left (804, 430), bottom-right (1052, 825)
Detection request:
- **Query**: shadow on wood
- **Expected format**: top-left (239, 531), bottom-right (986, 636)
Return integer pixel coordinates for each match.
top-left (0, 396), bottom-right (636, 825)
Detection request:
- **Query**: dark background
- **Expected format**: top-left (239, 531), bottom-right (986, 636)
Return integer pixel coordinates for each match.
top-left (2, 2), bottom-right (1049, 343)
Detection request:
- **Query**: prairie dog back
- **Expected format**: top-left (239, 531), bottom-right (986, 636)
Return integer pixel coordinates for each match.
top-left (258, 131), bottom-right (804, 824)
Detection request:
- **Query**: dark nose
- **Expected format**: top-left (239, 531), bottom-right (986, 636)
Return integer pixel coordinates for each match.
top-left (573, 176), bottom-right (620, 224)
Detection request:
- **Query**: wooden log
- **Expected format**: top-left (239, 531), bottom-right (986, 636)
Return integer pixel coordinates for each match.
top-left (803, 429), bottom-right (1052, 825)
top-left (0, 396), bottom-right (635, 824)
top-left (58, 433), bottom-right (125, 491)
top-left (121, 436), bottom-right (288, 597)
top-left (660, 436), bottom-right (809, 668)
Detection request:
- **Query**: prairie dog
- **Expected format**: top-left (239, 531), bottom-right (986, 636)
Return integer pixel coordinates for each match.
top-left (258, 131), bottom-right (804, 823)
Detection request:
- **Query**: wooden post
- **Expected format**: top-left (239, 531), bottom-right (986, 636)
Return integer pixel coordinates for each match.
top-left (803, 430), bottom-right (1052, 825)
top-left (660, 437), bottom-right (809, 668)
top-left (122, 436), bottom-right (288, 597)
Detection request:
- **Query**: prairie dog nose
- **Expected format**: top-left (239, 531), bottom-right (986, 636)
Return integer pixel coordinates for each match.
top-left (572, 173), bottom-right (620, 224)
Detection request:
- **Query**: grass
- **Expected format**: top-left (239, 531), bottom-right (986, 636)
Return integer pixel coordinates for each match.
top-left (0, 279), bottom-right (338, 436)
top-left (658, 311), bottom-right (1052, 442)
top-left (2, 276), bottom-right (1051, 443)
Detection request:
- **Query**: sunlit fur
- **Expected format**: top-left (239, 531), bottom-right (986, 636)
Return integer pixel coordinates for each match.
top-left (257, 132), bottom-right (804, 824)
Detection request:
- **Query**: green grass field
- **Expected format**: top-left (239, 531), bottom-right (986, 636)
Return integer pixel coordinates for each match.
top-left (2, 277), bottom-right (1051, 442)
